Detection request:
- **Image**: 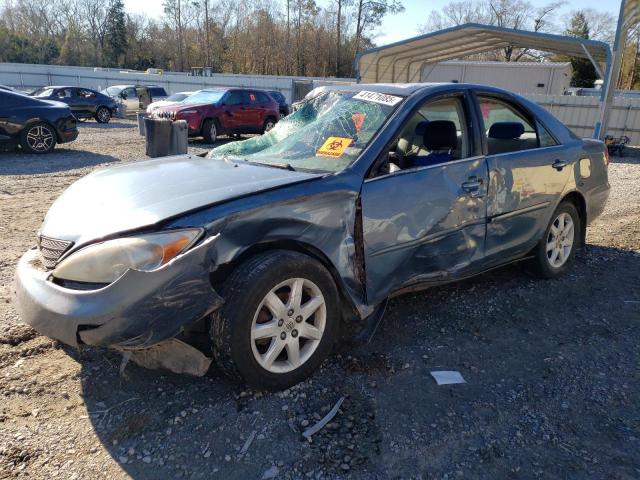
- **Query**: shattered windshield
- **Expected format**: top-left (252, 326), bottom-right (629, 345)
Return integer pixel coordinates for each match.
top-left (207, 90), bottom-right (403, 173)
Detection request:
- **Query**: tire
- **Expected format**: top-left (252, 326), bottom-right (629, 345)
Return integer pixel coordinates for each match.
top-left (263, 117), bottom-right (277, 133)
top-left (527, 201), bottom-right (581, 279)
top-left (202, 119), bottom-right (218, 143)
top-left (95, 107), bottom-right (111, 124)
top-left (20, 122), bottom-right (57, 154)
top-left (211, 250), bottom-right (340, 390)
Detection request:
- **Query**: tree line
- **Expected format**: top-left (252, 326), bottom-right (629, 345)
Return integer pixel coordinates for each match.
top-left (0, 0), bottom-right (403, 78)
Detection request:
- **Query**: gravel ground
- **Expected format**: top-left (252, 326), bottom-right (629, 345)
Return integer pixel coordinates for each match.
top-left (0, 121), bottom-right (639, 479)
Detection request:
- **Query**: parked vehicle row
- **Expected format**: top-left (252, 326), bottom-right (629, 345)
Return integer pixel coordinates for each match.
top-left (13, 83), bottom-right (610, 389)
top-left (0, 82), bottom-right (292, 153)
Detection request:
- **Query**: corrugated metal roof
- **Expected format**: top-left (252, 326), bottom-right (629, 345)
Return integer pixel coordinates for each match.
top-left (437, 60), bottom-right (571, 68)
top-left (355, 23), bottom-right (611, 84)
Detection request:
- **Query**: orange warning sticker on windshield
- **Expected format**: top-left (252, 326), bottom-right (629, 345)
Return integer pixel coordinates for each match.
top-left (316, 137), bottom-right (353, 158)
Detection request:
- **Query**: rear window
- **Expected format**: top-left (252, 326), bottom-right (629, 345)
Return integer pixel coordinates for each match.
top-left (269, 91), bottom-right (285, 102)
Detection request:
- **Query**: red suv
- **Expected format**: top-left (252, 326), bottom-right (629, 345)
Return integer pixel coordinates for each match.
top-left (156, 88), bottom-right (280, 143)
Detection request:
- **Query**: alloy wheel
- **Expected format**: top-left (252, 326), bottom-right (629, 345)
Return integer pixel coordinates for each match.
top-left (26, 125), bottom-right (54, 152)
top-left (97, 108), bottom-right (110, 123)
top-left (250, 277), bottom-right (326, 374)
top-left (546, 212), bottom-right (574, 268)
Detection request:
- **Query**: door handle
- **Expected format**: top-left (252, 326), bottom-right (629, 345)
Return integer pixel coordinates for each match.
top-left (552, 159), bottom-right (568, 171)
top-left (461, 176), bottom-right (483, 196)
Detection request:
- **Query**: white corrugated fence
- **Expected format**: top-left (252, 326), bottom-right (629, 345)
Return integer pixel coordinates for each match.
top-left (524, 93), bottom-right (640, 144)
top-left (2, 62), bottom-right (640, 144)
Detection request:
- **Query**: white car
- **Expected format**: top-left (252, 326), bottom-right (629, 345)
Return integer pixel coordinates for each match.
top-left (146, 91), bottom-right (196, 114)
top-left (102, 85), bottom-right (168, 114)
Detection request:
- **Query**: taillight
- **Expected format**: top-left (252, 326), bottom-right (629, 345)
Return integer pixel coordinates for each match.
top-left (603, 148), bottom-right (609, 167)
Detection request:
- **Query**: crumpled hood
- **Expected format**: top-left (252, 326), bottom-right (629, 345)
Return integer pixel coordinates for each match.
top-left (40, 154), bottom-right (319, 247)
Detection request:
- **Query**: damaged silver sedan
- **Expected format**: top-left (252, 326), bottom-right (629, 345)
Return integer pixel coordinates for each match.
top-left (14, 83), bottom-right (610, 389)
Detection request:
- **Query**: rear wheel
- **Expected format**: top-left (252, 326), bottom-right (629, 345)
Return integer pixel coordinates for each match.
top-left (20, 122), bottom-right (56, 154)
top-left (95, 107), bottom-right (111, 124)
top-left (527, 201), bottom-right (580, 278)
top-left (211, 250), bottom-right (339, 389)
top-left (202, 119), bottom-right (218, 143)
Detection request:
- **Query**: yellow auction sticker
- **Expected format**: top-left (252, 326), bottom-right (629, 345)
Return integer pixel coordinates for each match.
top-left (316, 137), bottom-right (353, 158)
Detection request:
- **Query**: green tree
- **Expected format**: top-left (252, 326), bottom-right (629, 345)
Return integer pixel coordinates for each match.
top-left (565, 11), bottom-right (597, 88)
top-left (104, 0), bottom-right (128, 67)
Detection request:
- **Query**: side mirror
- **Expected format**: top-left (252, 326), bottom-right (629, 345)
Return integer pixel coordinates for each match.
top-left (120, 92), bottom-right (127, 100)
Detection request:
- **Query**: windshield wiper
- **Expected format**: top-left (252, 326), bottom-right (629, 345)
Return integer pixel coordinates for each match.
top-left (241, 159), bottom-right (296, 171)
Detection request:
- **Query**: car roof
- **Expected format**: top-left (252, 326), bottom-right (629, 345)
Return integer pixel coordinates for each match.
top-left (108, 84), bottom-right (163, 88)
top-left (42, 86), bottom-right (98, 91)
top-left (310, 82), bottom-right (527, 98)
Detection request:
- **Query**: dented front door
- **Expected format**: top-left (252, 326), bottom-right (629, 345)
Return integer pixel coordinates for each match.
top-left (360, 157), bottom-right (488, 304)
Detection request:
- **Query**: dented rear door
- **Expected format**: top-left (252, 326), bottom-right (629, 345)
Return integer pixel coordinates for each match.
top-left (361, 156), bottom-right (488, 304)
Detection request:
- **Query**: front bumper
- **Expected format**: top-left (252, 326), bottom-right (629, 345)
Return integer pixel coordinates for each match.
top-left (13, 239), bottom-right (222, 349)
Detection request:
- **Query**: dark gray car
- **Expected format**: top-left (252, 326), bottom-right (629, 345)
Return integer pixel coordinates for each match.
top-left (31, 86), bottom-right (118, 123)
top-left (14, 83), bottom-right (610, 389)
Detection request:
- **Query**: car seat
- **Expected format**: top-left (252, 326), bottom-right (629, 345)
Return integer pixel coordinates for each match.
top-left (395, 120), bottom-right (429, 169)
top-left (487, 122), bottom-right (531, 154)
top-left (413, 120), bottom-right (458, 167)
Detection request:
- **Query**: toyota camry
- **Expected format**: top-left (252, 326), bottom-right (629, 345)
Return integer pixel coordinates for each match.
top-left (14, 83), bottom-right (609, 389)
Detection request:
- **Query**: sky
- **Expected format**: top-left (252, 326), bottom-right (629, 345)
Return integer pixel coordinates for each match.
top-left (124, 0), bottom-right (621, 46)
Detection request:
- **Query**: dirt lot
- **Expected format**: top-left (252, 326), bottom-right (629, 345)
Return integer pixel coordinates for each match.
top-left (0, 121), bottom-right (639, 479)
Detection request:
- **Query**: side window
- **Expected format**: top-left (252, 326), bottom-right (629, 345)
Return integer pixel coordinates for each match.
top-left (478, 96), bottom-right (542, 154)
top-left (122, 87), bottom-right (137, 100)
top-left (225, 91), bottom-right (244, 105)
top-left (78, 89), bottom-right (95, 98)
top-left (537, 120), bottom-right (558, 147)
top-left (379, 96), bottom-right (468, 175)
top-left (56, 88), bottom-right (74, 98)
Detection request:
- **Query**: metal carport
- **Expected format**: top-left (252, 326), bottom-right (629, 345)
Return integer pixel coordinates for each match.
top-left (354, 23), bottom-right (610, 85)
top-left (354, 23), bottom-right (615, 139)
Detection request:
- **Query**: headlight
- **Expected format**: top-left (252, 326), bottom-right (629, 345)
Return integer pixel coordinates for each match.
top-left (52, 229), bottom-right (202, 284)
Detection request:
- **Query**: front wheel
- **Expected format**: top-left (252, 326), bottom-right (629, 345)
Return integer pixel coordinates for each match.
top-left (20, 122), bottom-right (57, 154)
top-left (95, 107), bottom-right (111, 124)
top-left (202, 119), bottom-right (218, 144)
top-left (527, 201), bottom-right (581, 278)
top-left (211, 250), bottom-right (340, 389)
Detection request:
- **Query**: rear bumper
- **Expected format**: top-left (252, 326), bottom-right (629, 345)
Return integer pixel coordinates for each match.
top-left (13, 238), bottom-right (223, 349)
